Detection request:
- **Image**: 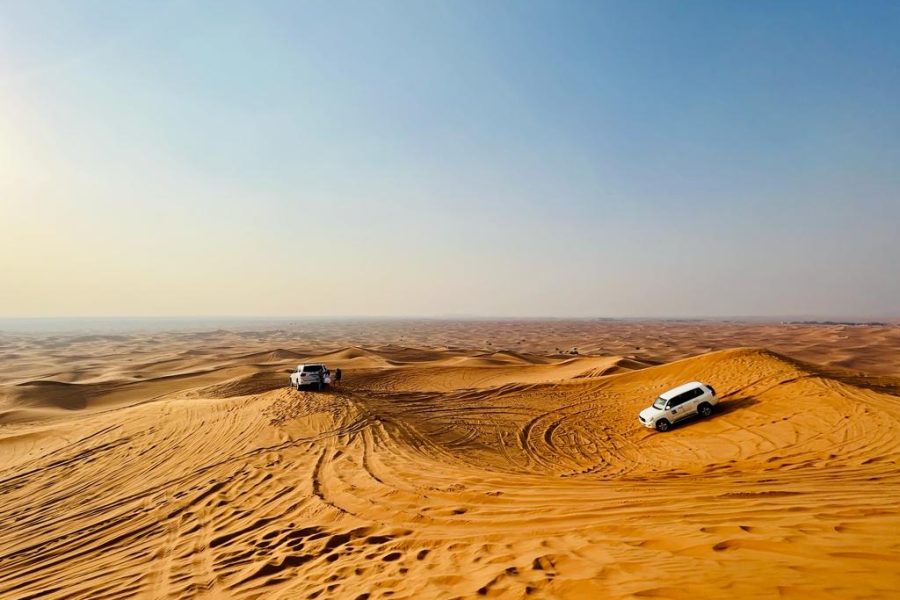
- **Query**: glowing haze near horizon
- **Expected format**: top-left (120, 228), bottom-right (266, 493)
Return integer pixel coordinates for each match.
top-left (2, 1), bottom-right (899, 319)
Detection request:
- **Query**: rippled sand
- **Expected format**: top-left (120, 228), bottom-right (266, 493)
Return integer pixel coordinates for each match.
top-left (1, 321), bottom-right (899, 599)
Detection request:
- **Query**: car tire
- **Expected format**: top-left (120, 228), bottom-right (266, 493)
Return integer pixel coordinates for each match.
top-left (655, 419), bottom-right (671, 432)
top-left (698, 403), bottom-right (712, 418)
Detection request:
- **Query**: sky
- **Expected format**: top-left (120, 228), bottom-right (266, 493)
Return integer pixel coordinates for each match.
top-left (1, 1), bottom-right (898, 319)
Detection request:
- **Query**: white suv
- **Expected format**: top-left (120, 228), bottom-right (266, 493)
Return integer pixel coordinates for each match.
top-left (290, 364), bottom-right (331, 390)
top-left (638, 381), bottom-right (718, 432)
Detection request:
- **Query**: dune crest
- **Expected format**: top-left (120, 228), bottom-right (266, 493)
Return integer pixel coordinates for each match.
top-left (1, 325), bottom-right (899, 598)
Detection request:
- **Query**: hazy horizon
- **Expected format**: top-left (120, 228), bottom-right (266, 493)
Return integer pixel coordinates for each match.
top-left (3, 1), bottom-right (899, 318)
top-left (1, 314), bottom-right (896, 336)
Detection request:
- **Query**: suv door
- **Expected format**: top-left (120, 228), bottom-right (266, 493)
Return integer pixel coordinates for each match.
top-left (678, 387), bottom-right (702, 418)
top-left (666, 392), bottom-right (691, 421)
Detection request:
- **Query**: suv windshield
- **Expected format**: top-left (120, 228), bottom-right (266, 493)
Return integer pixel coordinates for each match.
top-left (652, 397), bottom-right (667, 410)
top-left (303, 365), bottom-right (324, 372)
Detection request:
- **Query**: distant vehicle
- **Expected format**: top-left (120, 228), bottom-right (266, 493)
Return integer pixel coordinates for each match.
top-left (290, 364), bottom-right (331, 390)
top-left (639, 381), bottom-right (718, 432)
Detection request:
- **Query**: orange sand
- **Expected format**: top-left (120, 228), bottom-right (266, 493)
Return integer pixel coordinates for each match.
top-left (1, 320), bottom-right (899, 599)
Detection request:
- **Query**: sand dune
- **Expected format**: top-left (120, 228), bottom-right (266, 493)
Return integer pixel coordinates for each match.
top-left (1, 322), bottom-right (899, 598)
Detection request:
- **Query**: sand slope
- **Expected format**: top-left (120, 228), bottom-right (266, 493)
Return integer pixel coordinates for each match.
top-left (1, 327), bottom-right (899, 599)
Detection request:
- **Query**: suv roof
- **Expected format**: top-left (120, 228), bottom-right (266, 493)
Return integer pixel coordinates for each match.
top-left (659, 381), bottom-right (706, 400)
top-left (298, 363), bottom-right (326, 369)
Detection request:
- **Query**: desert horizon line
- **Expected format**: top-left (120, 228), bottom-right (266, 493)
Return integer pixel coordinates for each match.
top-left (1, 314), bottom-right (896, 323)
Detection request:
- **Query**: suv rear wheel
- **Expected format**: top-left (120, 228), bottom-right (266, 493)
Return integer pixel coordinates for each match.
top-left (655, 419), bottom-right (671, 432)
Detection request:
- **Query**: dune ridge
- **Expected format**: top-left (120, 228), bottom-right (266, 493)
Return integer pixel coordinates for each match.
top-left (1, 324), bottom-right (899, 598)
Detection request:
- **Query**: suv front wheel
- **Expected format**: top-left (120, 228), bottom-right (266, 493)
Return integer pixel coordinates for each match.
top-left (655, 419), bottom-right (671, 432)
top-left (698, 403), bottom-right (712, 418)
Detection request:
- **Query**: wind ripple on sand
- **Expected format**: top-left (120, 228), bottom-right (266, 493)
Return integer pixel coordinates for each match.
top-left (0, 345), bottom-right (899, 599)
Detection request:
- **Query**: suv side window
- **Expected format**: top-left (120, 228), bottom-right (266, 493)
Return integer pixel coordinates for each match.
top-left (669, 387), bottom-right (703, 408)
top-left (668, 392), bottom-right (689, 408)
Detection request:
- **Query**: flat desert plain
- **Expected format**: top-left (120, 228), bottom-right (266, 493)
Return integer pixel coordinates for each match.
top-left (1, 320), bottom-right (899, 599)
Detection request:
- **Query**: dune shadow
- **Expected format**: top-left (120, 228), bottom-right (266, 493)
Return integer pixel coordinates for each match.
top-left (834, 374), bottom-right (900, 398)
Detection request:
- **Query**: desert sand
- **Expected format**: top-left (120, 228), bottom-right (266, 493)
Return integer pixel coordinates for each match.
top-left (1, 319), bottom-right (899, 599)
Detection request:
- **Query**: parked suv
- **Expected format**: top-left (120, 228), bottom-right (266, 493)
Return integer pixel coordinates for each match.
top-left (290, 364), bottom-right (331, 390)
top-left (639, 381), bottom-right (718, 432)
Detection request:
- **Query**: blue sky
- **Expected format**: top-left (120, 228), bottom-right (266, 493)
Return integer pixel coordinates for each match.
top-left (1, 1), bottom-right (898, 317)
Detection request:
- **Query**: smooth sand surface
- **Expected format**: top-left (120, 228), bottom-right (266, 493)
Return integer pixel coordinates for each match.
top-left (1, 320), bottom-right (899, 599)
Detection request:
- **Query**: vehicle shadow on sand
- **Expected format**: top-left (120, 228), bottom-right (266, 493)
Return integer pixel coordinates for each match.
top-left (670, 396), bottom-right (760, 431)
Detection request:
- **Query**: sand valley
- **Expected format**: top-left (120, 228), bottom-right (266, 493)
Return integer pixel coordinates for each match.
top-left (1, 320), bottom-right (899, 599)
